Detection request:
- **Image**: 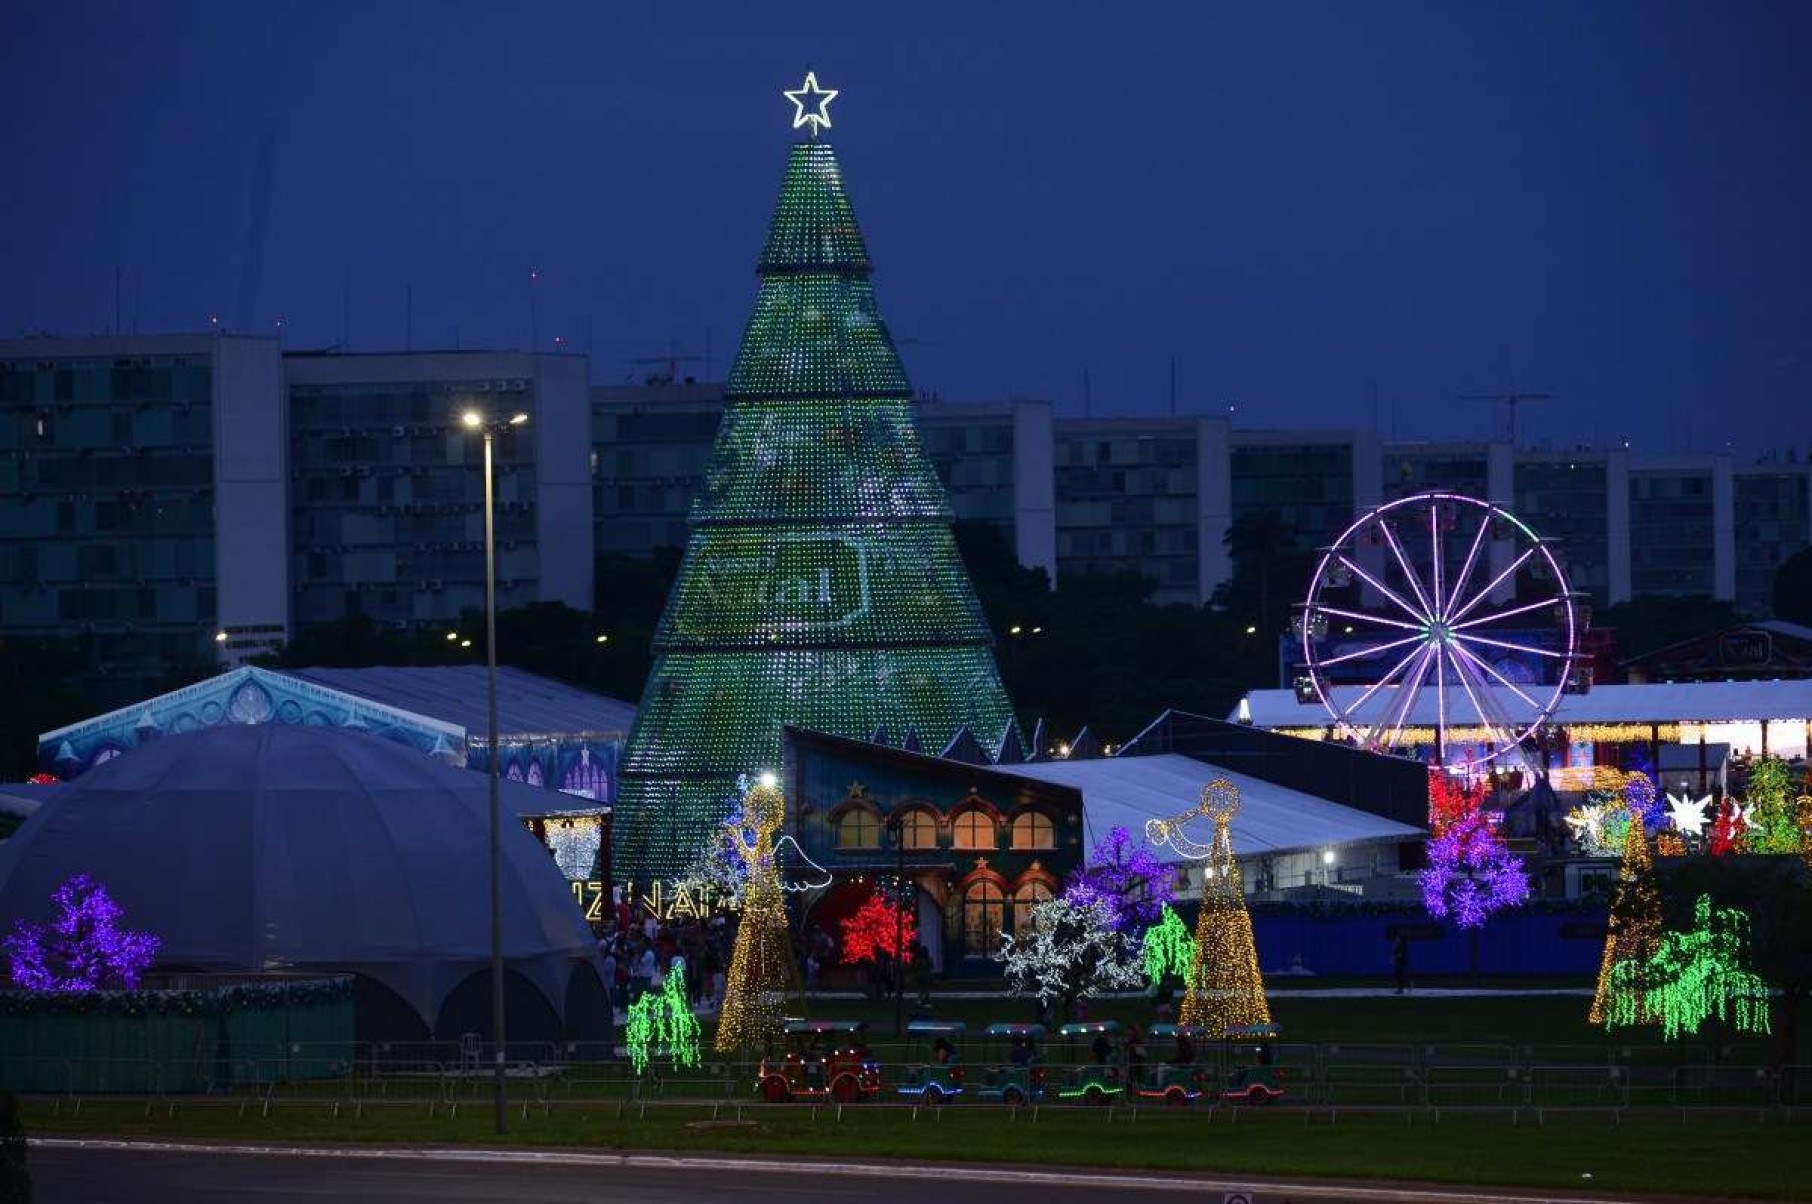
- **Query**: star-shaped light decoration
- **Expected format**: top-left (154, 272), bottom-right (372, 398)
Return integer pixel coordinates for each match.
top-left (1565, 803), bottom-right (1606, 852)
top-left (1665, 791), bottom-right (1711, 838)
top-left (783, 71), bottom-right (837, 136)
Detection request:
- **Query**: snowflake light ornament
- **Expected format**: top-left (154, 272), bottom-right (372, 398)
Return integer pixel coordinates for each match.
top-left (1665, 792), bottom-right (1711, 839)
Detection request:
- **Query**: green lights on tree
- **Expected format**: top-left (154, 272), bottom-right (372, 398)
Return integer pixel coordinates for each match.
top-left (1605, 894), bottom-right (1772, 1040)
top-left (1743, 758), bottom-right (1803, 854)
top-left (625, 964), bottom-right (702, 1075)
top-left (1139, 905), bottom-right (1193, 992)
top-left (614, 129), bottom-right (1017, 884)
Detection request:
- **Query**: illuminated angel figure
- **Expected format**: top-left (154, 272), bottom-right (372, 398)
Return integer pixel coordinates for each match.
top-left (714, 775), bottom-right (801, 1055)
top-left (1147, 779), bottom-right (1270, 1033)
top-left (772, 835), bottom-right (833, 893)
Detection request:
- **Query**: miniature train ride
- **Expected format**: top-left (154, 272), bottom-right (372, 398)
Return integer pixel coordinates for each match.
top-left (757, 1019), bottom-right (882, 1103)
top-left (753, 1017), bottom-right (1283, 1107)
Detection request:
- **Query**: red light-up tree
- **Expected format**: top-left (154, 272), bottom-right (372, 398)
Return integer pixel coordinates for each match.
top-left (839, 891), bottom-right (917, 966)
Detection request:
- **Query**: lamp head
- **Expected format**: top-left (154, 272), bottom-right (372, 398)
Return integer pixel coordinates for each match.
top-left (460, 411), bottom-right (482, 429)
top-left (509, 412), bottom-right (529, 426)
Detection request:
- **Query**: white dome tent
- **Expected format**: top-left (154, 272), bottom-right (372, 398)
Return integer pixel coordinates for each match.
top-left (0, 724), bottom-right (606, 1043)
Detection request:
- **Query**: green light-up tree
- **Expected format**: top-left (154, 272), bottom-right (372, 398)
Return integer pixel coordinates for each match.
top-left (613, 80), bottom-right (1018, 884)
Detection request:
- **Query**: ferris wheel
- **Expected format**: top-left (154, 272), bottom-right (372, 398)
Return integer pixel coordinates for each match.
top-left (1296, 491), bottom-right (1581, 770)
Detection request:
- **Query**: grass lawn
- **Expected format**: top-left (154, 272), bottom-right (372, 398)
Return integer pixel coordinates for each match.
top-left (811, 983), bottom-right (1774, 1059)
top-left (24, 990), bottom-right (1798, 1197)
top-left (25, 1097), bottom-right (1812, 1200)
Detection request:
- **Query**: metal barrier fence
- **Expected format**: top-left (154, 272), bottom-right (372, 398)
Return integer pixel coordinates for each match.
top-left (13, 1036), bottom-right (1811, 1114)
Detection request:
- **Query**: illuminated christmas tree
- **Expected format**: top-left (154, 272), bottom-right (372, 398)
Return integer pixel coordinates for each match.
top-left (1419, 770), bottom-right (1528, 929)
top-left (714, 776), bottom-right (802, 1055)
top-left (4, 875), bottom-right (159, 991)
top-left (1589, 816), bottom-right (1663, 1026)
top-left (1614, 894), bottom-right (1772, 1041)
top-left (1148, 780), bottom-right (1270, 1033)
top-left (1139, 905), bottom-right (1194, 992)
top-left (1741, 758), bottom-right (1801, 854)
top-left (839, 891), bottom-right (916, 967)
top-left (614, 74), bottom-right (1017, 884)
top-left (625, 963), bottom-right (702, 1075)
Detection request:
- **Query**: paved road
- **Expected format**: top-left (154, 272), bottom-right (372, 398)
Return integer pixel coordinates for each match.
top-left (30, 1140), bottom-right (1658, 1204)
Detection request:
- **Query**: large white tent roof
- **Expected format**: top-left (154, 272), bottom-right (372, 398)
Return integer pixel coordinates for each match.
top-left (1006, 753), bottom-right (1423, 862)
top-left (0, 724), bottom-right (598, 1028)
top-left (1236, 679), bottom-right (1812, 730)
top-left (287, 665), bottom-right (636, 738)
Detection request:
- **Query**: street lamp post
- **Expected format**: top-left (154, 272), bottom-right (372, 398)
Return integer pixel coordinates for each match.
top-left (886, 813), bottom-right (907, 1038)
top-left (462, 408), bottom-right (527, 1136)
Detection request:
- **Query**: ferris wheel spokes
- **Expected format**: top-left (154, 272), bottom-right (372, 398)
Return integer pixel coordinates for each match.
top-left (1429, 506), bottom-right (1444, 623)
top-left (1443, 517), bottom-right (1493, 626)
top-left (1315, 631), bottom-right (1426, 670)
top-left (1335, 554), bottom-right (1428, 625)
top-left (1378, 520), bottom-right (1435, 619)
top-left (1444, 547), bottom-right (1537, 627)
top-left (1343, 637), bottom-right (1438, 721)
top-left (1313, 602), bottom-right (1426, 635)
top-left (1456, 630), bottom-right (1572, 660)
top-left (1450, 594), bottom-right (1566, 633)
top-left (1358, 642), bottom-right (1435, 751)
top-left (1448, 638), bottom-right (1545, 712)
top-left (1299, 492), bottom-right (1578, 771)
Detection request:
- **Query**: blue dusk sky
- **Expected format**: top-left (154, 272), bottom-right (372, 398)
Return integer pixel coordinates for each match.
top-left (1, 1), bottom-right (1805, 456)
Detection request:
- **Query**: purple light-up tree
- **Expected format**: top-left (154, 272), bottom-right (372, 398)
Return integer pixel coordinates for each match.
top-left (1064, 825), bottom-right (1174, 939)
top-left (3, 875), bottom-right (160, 991)
top-left (1420, 772), bottom-right (1528, 930)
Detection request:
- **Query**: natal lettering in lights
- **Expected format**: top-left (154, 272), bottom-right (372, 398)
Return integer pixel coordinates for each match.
top-left (570, 880), bottom-right (739, 925)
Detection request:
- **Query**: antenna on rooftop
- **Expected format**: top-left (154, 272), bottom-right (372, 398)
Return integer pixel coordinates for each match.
top-left (1457, 387), bottom-right (1553, 446)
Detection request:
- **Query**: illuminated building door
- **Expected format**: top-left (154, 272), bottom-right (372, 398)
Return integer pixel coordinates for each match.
top-left (962, 880), bottom-right (1005, 957)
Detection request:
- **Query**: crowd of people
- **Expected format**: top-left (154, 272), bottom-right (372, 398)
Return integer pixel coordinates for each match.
top-left (595, 890), bottom-right (738, 1014)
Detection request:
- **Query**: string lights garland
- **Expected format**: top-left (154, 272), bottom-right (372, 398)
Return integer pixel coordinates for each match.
top-left (626, 963), bottom-right (702, 1075)
top-left (1146, 780), bottom-right (1271, 1033)
top-left (714, 776), bottom-right (800, 1055)
top-left (1588, 819), bottom-right (1663, 1027)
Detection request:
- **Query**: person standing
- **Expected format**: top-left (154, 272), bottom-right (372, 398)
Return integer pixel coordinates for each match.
top-left (1391, 932), bottom-right (1411, 995)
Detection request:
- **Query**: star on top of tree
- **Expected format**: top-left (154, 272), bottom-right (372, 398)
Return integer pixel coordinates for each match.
top-left (784, 71), bottom-right (838, 136)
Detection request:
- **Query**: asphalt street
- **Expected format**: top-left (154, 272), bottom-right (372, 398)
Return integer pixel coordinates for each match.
top-left (27, 1141), bottom-right (1655, 1204)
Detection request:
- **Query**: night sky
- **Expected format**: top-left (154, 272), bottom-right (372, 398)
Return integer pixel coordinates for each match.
top-left (3, 1), bottom-right (1805, 456)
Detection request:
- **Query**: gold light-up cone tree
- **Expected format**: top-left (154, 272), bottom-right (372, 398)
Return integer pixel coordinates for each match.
top-left (714, 775), bottom-right (801, 1055)
top-left (1147, 779), bottom-right (1270, 1033)
top-left (1589, 812), bottom-right (1663, 1027)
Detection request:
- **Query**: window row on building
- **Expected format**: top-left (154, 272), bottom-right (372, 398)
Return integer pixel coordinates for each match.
top-left (593, 384), bottom-right (1808, 615)
top-left (830, 799), bottom-right (1058, 853)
